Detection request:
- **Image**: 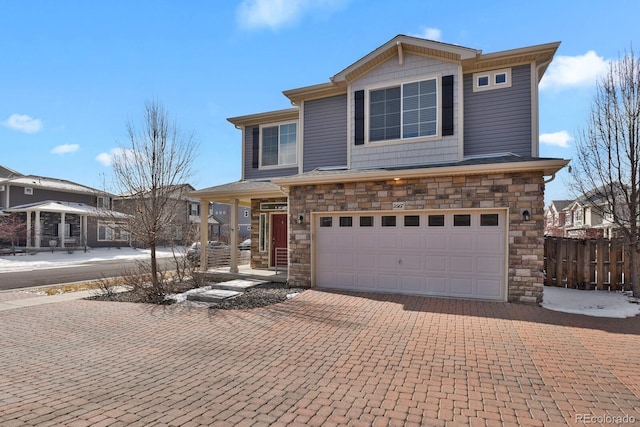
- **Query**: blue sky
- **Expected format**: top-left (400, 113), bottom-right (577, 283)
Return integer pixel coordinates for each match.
top-left (1, 0), bottom-right (638, 205)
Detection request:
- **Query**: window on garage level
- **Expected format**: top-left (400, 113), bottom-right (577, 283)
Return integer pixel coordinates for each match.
top-left (404, 215), bottom-right (420, 226)
top-left (381, 216), bottom-right (396, 227)
top-left (320, 217), bottom-right (333, 227)
top-left (339, 217), bottom-right (353, 227)
top-left (428, 215), bottom-right (445, 227)
top-left (480, 214), bottom-right (499, 226)
top-left (360, 216), bottom-right (374, 227)
top-left (453, 214), bottom-right (471, 227)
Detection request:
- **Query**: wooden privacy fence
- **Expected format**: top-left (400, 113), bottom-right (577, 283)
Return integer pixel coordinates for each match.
top-left (544, 237), bottom-right (632, 291)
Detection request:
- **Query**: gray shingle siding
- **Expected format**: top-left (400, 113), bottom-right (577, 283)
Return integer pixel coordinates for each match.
top-left (303, 94), bottom-right (348, 172)
top-left (243, 125), bottom-right (299, 180)
top-left (463, 64), bottom-right (532, 157)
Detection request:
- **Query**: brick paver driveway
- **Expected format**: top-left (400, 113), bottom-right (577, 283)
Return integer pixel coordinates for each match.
top-left (1, 290), bottom-right (639, 426)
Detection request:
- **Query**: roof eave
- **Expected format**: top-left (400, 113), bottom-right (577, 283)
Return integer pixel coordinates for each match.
top-left (273, 159), bottom-right (570, 187)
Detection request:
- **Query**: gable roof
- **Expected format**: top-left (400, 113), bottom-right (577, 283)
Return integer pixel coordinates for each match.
top-left (548, 200), bottom-right (572, 212)
top-left (0, 165), bottom-right (23, 179)
top-left (282, 34), bottom-right (560, 104)
top-left (5, 200), bottom-right (128, 218)
top-left (5, 174), bottom-right (105, 196)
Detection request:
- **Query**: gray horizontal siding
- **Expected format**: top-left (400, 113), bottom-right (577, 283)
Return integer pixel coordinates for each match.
top-left (243, 125), bottom-right (299, 180)
top-left (463, 64), bottom-right (532, 157)
top-left (303, 94), bottom-right (348, 172)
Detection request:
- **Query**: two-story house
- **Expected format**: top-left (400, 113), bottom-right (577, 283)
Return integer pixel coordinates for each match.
top-left (544, 200), bottom-right (572, 237)
top-left (0, 165), bottom-right (128, 249)
top-left (190, 35), bottom-right (569, 304)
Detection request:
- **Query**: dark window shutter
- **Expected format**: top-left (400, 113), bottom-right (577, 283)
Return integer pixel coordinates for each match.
top-left (354, 90), bottom-right (365, 145)
top-left (252, 127), bottom-right (259, 168)
top-left (442, 75), bottom-right (454, 136)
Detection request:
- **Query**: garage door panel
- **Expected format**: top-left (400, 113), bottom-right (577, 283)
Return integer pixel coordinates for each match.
top-left (476, 256), bottom-right (502, 274)
top-left (450, 234), bottom-right (474, 250)
top-left (426, 255), bottom-right (448, 272)
top-left (401, 275), bottom-right (424, 292)
top-left (450, 256), bottom-right (473, 272)
top-left (316, 211), bottom-right (505, 301)
top-left (477, 279), bottom-right (503, 298)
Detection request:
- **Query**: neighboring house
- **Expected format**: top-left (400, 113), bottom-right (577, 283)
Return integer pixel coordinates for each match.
top-left (544, 200), bottom-right (572, 237)
top-left (190, 35), bottom-right (569, 304)
top-left (209, 202), bottom-right (251, 241)
top-left (0, 166), bottom-right (127, 249)
top-left (545, 192), bottom-right (619, 239)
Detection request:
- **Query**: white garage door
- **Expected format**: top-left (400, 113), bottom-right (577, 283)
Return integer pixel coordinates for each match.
top-left (315, 210), bottom-right (506, 300)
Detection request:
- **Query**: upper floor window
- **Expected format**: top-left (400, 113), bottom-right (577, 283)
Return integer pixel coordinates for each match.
top-left (24, 187), bottom-right (33, 195)
top-left (261, 122), bottom-right (297, 167)
top-left (473, 68), bottom-right (512, 92)
top-left (369, 77), bottom-right (438, 143)
top-left (97, 196), bottom-right (111, 209)
top-left (189, 203), bottom-right (200, 217)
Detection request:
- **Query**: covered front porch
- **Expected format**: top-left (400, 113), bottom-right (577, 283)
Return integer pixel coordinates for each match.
top-left (189, 180), bottom-right (289, 278)
top-left (4, 200), bottom-right (128, 250)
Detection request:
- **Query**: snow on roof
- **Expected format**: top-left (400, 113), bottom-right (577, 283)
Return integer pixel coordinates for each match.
top-left (7, 175), bottom-right (106, 195)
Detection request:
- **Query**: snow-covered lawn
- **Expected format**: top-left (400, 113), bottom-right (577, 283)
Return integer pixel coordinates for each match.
top-left (542, 286), bottom-right (640, 318)
top-left (0, 247), bottom-right (183, 273)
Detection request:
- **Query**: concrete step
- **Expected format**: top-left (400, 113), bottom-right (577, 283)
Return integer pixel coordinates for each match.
top-left (186, 289), bottom-right (241, 303)
top-left (209, 279), bottom-right (268, 292)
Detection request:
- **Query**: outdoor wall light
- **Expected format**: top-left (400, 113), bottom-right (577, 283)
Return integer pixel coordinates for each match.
top-left (522, 210), bottom-right (531, 221)
top-left (296, 215), bottom-right (303, 224)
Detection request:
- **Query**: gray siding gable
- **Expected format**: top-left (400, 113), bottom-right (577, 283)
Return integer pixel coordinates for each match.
top-left (303, 94), bottom-right (348, 172)
top-left (463, 64), bottom-right (532, 157)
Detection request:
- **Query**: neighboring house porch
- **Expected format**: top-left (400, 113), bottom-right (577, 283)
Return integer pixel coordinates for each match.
top-left (4, 200), bottom-right (129, 250)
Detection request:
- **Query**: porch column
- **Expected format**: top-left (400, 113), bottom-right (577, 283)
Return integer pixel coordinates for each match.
top-left (34, 211), bottom-right (41, 248)
top-left (199, 198), bottom-right (209, 271)
top-left (230, 198), bottom-right (238, 273)
top-left (60, 212), bottom-right (66, 248)
top-left (82, 215), bottom-right (88, 249)
top-left (26, 211), bottom-right (32, 248)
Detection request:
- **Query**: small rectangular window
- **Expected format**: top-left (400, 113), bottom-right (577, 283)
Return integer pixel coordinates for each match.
top-left (495, 73), bottom-right (507, 84)
top-left (404, 215), bottom-right (420, 227)
top-left (381, 216), bottom-right (396, 227)
top-left (480, 214), bottom-right (499, 226)
top-left (477, 75), bottom-right (489, 87)
top-left (339, 217), bottom-right (353, 227)
top-left (24, 187), bottom-right (33, 195)
top-left (320, 217), bottom-right (333, 227)
top-left (360, 216), bottom-right (374, 227)
top-left (454, 214), bottom-right (471, 227)
top-left (259, 214), bottom-right (267, 252)
top-left (428, 215), bottom-right (445, 227)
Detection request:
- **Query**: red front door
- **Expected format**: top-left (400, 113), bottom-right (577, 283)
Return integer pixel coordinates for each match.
top-left (271, 213), bottom-right (288, 266)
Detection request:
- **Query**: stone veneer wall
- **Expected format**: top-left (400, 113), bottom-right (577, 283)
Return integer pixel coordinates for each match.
top-left (287, 171), bottom-right (546, 304)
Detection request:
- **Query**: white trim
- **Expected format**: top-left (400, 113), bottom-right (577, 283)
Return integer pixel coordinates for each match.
top-left (457, 65), bottom-right (464, 161)
top-left (365, 74), bottom-right (442, 145)
top-left (240, 126), bottom-right (246, 181)
top-left (298, 101), bottom-right (305, 174)
top-left (24, 187), bottom-right (33, 195)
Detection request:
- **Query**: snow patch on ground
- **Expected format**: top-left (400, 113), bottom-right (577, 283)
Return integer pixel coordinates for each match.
top-left (0, 247), bottom-right (182, 273)
top-left (542, 286), bottom-right (640, 318)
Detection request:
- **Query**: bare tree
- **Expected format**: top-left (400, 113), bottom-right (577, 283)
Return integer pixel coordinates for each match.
top-left (109, 100), bottom-right (198, 290)
top-left (571, 48), bottom-right (640, 296)
top-left (0, 214), bottom-right (27, 254)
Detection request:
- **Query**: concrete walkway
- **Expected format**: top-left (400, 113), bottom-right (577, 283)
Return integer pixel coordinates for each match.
top-left (0, 289), bottom-right (96, 311)
top-left (1, 290), bottom-right (639, 426)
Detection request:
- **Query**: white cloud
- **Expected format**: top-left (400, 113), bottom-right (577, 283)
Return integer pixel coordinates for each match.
top-left (96, 148), bottom-right (136, 166)
top-left (412, 26), bottom-right (442, 41)
top-left (540, 130), bottom-right (573, 148)
top-left (236, 0), bottom-right (348, 31)
top-left (540, 51), bottom-right (610, 91)
top-left (2, 113), bottom-right (43, 133)
top-left (51, 144), bottom-right (79, 154)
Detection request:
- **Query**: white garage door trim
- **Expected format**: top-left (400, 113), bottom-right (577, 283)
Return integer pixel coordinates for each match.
top-left (312, 209), bottom-right (508, 301)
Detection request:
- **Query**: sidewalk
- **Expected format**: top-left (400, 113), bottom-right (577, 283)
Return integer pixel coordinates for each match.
top-left (0, 288), bottom-right (96, 311)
